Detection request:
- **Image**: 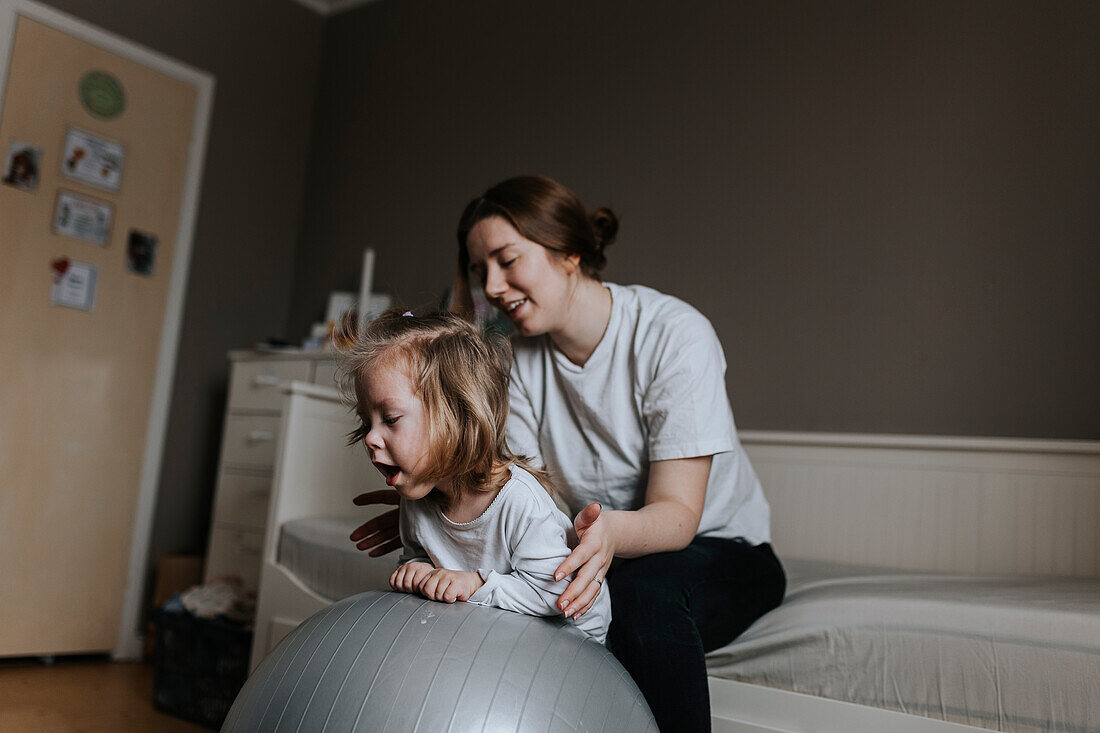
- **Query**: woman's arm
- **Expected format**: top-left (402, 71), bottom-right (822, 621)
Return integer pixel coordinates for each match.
top-left (608, 455), bottom-right (710, 557)
top-left (554, 454), bottom-right (711, 619)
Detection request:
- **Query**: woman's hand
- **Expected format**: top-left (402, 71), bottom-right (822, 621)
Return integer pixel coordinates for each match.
top-left (350, 490), bottom-right (401, 555)
top-left (389, 561), bottom-right (434, 594)
top-left (554, 503), bottom-right (614, 620)
top-left (418, 569), bottom-right (484, 603)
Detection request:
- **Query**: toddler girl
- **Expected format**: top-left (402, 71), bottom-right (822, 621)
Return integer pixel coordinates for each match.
top-left (337, 308), bottom-right (610, 643)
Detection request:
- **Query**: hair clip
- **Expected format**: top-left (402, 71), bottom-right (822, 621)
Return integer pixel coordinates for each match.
top-left (402, 311), bottom-right (413, 317)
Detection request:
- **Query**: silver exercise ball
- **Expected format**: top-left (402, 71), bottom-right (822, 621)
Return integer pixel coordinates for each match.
top-left (223, 591), bottom-right (657, 732)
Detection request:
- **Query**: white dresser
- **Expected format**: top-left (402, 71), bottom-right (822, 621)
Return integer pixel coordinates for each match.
top-left (202, 350), bottom-right (340, 590)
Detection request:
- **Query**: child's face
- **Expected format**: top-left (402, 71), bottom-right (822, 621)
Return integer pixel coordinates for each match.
top-left (354, 360), bottom-right (437, 501)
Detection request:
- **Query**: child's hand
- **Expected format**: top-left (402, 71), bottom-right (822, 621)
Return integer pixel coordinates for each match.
top-left (417, 569), bottom-right (484, 603)
top-left (390, 561), bottom-right (434, 594)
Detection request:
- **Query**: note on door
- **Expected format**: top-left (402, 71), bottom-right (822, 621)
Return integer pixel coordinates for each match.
top-left (50, 256), bottom-right (98, 311)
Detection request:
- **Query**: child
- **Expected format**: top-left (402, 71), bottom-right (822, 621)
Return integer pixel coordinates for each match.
top-left (337, 308), bottom-right (610, 644)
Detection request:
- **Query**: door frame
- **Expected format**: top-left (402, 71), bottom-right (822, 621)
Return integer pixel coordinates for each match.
top-left (0, 0), bottom-right (215, 660)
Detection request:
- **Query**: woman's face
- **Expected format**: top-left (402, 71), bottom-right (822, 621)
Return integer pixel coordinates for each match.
top-left (465, 216), bottom-right (578, 337)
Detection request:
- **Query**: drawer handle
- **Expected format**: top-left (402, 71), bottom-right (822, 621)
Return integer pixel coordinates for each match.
top-left (252, 375), bottom-right (281, 387)
top-left (237, 543), bottom-right (262, 556)
top-left (247, 430), bottom-right (274, 443)
top-left (246, 486), bottom-right (271, 497)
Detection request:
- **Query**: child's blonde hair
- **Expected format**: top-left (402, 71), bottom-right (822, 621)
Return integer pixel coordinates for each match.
top-left (335, 307), bottom-right (549, 499)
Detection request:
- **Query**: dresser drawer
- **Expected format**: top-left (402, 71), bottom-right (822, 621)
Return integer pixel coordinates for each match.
top-left (221, 415), bottom-right (281, 468)
top-left (204, 526), bottom-right (264, 590)
top-left (212, 471), bottom-right (271, 529)
top-left (229, 359), bottom-right (311, 412)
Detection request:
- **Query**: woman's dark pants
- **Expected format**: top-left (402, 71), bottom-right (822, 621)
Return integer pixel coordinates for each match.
top-left (607, 538), bottom-right (785, 733)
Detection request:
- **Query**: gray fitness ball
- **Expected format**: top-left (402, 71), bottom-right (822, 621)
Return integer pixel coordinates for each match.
top-left (223, 591), bottom-right (657, 732)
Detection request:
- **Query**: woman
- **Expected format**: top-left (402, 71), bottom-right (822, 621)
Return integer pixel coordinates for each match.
top-left (351, 175), bottom-right (785, 732)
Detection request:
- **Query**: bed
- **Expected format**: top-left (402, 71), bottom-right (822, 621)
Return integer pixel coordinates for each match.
top-left (706, 560), bottom-right (1100, 732)
top-left (251, 382), bottom-right (1100, 732)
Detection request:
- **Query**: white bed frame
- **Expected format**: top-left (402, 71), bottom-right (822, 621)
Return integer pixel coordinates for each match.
top-left (249, 383), bottom-right (393, 670)
top-left (252, 384), bottom-right (1100, 731)
top-left (714, 430), bottom-right (1100, 733)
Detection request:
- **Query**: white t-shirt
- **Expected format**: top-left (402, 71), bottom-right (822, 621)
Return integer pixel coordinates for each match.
top-left (506, 282), bottom-right (771, 545)
top-left (399, 463), bottom-right (611, 644)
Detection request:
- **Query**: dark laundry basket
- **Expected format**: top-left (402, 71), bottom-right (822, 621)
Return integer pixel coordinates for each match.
top-left (152, 608), bottom-right (252, 729)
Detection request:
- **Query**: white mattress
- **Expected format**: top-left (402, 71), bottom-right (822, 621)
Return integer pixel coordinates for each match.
top-left (277, 515), bottom-right (393, 601)
top-left (706, 559), bottom-right (1100, 732)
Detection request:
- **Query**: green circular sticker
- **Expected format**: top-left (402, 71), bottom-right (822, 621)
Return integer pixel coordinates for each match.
top-left (79, 71), bottom-right (126, 119)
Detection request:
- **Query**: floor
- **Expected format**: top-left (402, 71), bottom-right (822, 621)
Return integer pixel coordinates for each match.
top-left (0, 655), bottom-right (209, 732)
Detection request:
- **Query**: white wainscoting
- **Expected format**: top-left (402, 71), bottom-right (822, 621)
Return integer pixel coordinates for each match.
top-left (740, 431), bottom-right (1100, 577)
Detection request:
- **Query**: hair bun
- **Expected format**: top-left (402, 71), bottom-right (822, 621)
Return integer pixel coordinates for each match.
top-left (591, 207), bottom-right (619, 251)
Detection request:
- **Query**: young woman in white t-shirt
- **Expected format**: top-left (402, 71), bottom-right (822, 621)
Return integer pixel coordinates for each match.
top-left (351, 176), bottom-right (785, 732)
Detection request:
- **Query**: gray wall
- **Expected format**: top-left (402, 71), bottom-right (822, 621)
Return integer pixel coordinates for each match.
top-left (38, 0), bottom-right (324, 581)
top-left (292, 0), bottom-right (1098, 439)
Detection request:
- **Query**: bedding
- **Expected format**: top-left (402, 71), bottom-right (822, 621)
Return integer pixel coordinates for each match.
top-left (706, 559), bottom-right (1100, 732)
top-left (277, 518), bottom-right (1100, 732)
top-left (277, 515), bottom-right (383, 602)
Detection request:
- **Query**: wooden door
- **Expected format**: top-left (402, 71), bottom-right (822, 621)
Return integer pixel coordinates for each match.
top-left (0, 9), bottom-right (205, 656)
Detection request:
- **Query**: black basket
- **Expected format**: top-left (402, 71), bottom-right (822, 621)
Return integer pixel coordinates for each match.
top-left (152, 608), bottom-right (253, 729)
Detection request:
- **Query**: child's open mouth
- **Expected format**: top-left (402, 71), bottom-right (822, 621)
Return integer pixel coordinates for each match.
top-left (373, 461), bottom-right (401, 486)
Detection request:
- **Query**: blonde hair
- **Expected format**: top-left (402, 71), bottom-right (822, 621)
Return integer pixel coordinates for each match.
top-left (335, 307), bottom-right (551, 500)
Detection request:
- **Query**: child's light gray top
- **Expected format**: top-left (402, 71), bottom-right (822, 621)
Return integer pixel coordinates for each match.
top-left (399, 464), bottom-right (611, 644)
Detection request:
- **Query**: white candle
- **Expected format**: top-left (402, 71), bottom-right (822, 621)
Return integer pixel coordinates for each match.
top-left (357, 247), bottom-right (376, 325)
